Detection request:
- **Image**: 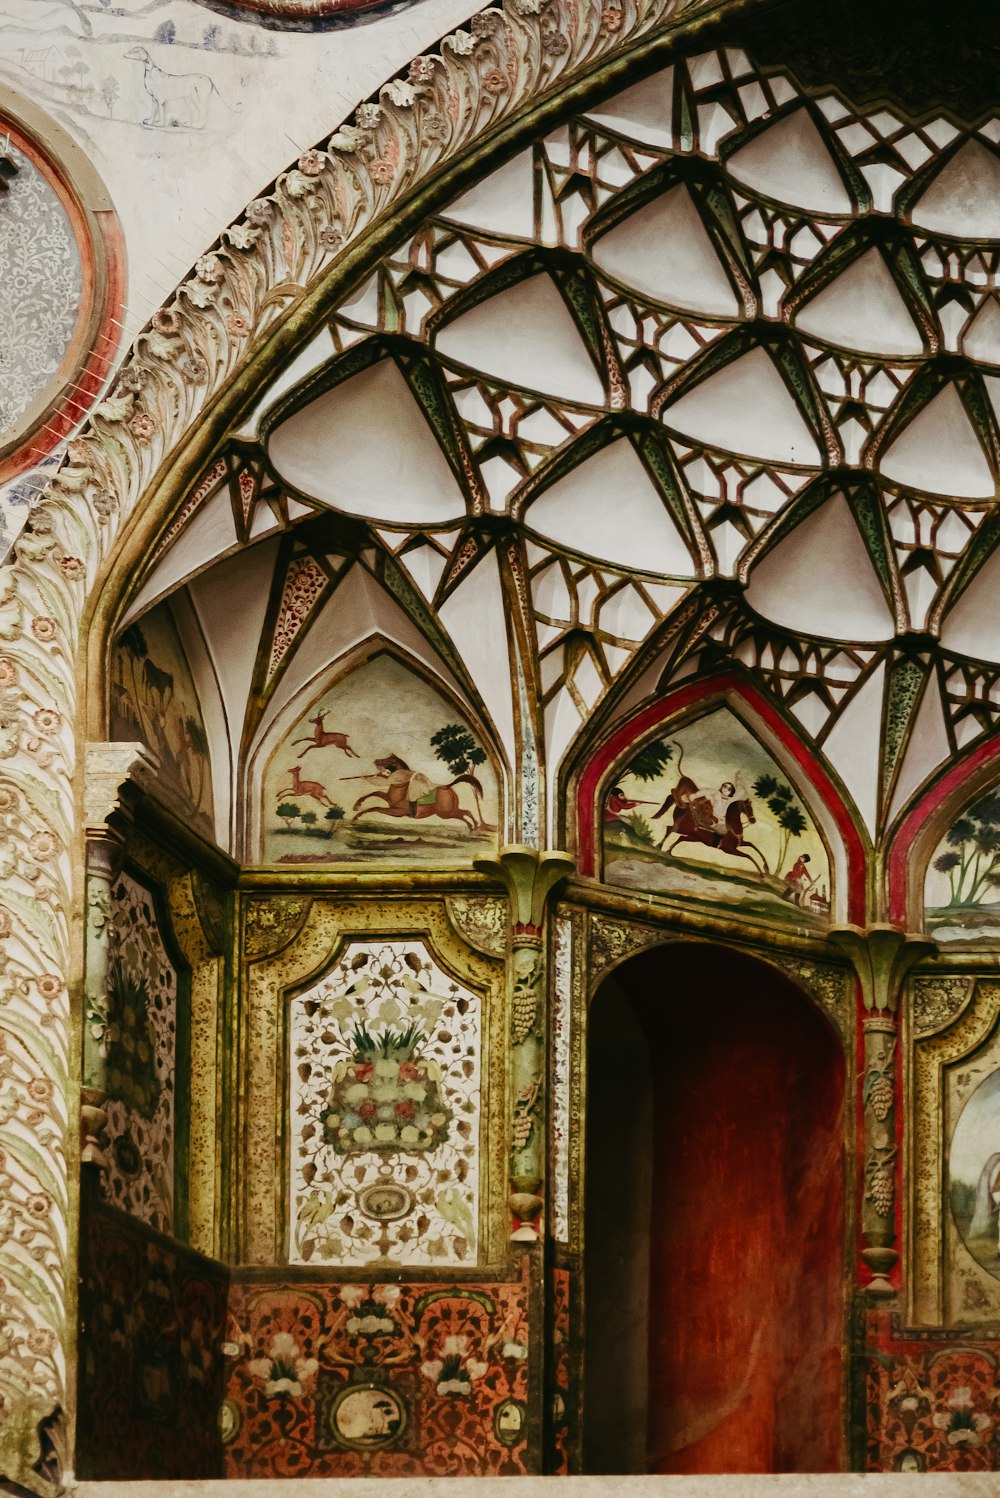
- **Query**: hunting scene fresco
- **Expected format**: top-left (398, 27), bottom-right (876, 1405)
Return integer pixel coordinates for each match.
top-left (603, 708), bottom-right (831, 929)
top-left (260, 655), bottom-right (499, 866)
top-left (109, 603), bottom-right (215, 838)
top-left (925, 786), bottom-right (1000, 945)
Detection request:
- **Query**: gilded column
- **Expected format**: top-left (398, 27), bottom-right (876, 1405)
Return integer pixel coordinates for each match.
top-left (477, 846), bottom-right (573, 1242)
top-left (830, 924), bottom-right (936, 1297)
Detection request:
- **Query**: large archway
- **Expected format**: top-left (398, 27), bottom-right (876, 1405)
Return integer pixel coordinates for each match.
top-left (584, 941), bottom-right (847, 1474)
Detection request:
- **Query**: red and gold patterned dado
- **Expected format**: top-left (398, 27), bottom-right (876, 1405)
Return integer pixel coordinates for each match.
top-left (223, 1270), bottom-right (530, 1476)
top-left (866, 1313), bottom-right (1000, 1472)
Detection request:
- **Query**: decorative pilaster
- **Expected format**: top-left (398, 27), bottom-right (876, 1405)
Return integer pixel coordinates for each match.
top-left (81, 743), bottom-right (157, 1166)
top-left (476, 846), bottom-right (573, 1243)
top-left (829, 924), bottom-right (936, 1296)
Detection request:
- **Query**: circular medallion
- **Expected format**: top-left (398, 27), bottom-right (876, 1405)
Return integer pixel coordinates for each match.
top-left (219, 1397), bottom-right (241, 1444)
top-left (192, 0), bottom-right (424, 31)
top-left (328, 1382), bottom-right (406, 1450)
top-left (494, 1398), bottom-right (526, 1446)
top-left (357, 1179), bottom-right (414, 1221)
top-left (0, 95), bottom-right (123, 488)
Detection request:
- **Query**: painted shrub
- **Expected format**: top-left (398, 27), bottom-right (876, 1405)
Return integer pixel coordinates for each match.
top-left (925, 785), bottom-right (1000, 944)
top-left (288, 938), bottom-right (481, 1267)
top-left (602, 707), bottom-right (831, 929)
top-left (110, 603), bottom-right (215, 838)
top-left (261, 653), bottom-right (498, 866)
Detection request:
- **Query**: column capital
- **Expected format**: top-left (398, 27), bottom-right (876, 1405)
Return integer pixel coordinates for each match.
top-left (84, 741), bottom-right (158, 845)
top-left (474, 846), bottom-right (574, 942)
top-left (828, 923), bottom-right (936, 1013)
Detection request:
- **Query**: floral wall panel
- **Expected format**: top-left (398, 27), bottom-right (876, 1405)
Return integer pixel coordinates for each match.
top-left (89, 870), bottom-right (179, 1234)
top-left (602, 706), bottom-right (832, 931)
top-left (289, 938), bottom-right (481, 1267)
top-left (865, 1316), bottom-right (1000, 1472)
top-left (223, 1274), bottom-right (529, 1477)
top-left (925, 783), bottom-right (1000, 945)
top-left (259, 654), bottom-right (498, 867)
top-left (110, 603), bottom-right (215, 839)
top-left (77, 1186), bottom-right (228, 1481)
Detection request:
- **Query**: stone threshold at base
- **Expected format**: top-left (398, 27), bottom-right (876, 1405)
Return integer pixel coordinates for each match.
top-left (69, 1478), bottom-right (1000, 1497)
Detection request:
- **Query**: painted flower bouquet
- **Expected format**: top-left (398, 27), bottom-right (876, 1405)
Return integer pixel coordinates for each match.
top-left (322, 1022), bottom-right (451, 1154)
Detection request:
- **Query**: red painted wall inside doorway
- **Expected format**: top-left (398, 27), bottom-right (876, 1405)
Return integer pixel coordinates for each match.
top-left (633, 945), bottom-right (846, 1473)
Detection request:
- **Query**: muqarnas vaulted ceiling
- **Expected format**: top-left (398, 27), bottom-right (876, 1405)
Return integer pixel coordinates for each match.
top-left (121, 30), bottom-right (1000, 848)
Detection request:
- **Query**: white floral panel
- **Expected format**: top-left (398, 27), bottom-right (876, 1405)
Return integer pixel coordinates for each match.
top-left (101, 870), bottom-right (177, 1233)
top-left (289, 939), bottom-right (481, 1267)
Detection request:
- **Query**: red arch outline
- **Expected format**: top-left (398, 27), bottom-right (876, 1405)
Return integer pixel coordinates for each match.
top-left (575, 671), bottom-right (867, 922)
top-left (887, 732), bottom-right (1000, 926)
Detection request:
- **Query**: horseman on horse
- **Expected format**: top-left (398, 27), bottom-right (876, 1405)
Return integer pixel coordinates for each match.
top-left (651, 743), bottom-right (770, 876)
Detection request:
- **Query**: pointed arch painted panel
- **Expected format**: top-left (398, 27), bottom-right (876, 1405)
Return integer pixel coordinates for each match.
top-left (257, 649), bottom-right (499, 866)
top-left (575, 672), bottom-right (867, 924)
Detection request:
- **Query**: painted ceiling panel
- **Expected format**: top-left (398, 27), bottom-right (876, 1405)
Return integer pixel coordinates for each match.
top-left (661, 347), bottom-right (822, 465)
top-left (435, 273), bottom-right (606, 405)
top-left (910, 138), bottom-right (1000, 240)
top-left (590, 185), bottom-right (741, 316)
top-left (526, 439), bottom-right (697, 575)
top-left (725, 108), bottom-right (854, 214)
top-left (745, 492), bottom-right (895, 640)
top-left (878, 384), bottom-right (995, 499)
top-left (794, 249), bottom-right (924, 357)
top-left (267, 359), bottom-right (467, 523)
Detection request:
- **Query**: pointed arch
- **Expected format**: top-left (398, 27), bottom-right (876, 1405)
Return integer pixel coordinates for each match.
top-left (574, 670), bottom-right (866, 921)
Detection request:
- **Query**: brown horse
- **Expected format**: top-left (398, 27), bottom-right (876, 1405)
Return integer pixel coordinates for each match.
top-left (351, 754), bottom-right (489, 833)
top-left (652, 773), bottom-right (769, 876)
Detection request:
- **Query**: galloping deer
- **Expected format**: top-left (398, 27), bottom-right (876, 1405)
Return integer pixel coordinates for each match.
top-left (292, 711), bottom-right (359, 760)
top-left (280, 765), bottom-right (337, 808)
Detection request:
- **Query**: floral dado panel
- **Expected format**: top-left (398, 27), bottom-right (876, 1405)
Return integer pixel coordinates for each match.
top-left (289, 938), bottom-right (482, 1267)
top-left (89, 869), bottom-right (180, 1234)
top-left (243, 897), bottom-right (504, 1266)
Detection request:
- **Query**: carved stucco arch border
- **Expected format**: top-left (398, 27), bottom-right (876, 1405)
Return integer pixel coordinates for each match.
top-left (0, 0), bottom-right (772, 1486)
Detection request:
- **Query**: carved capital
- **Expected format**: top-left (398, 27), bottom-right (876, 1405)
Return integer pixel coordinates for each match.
top-left (828, 923), bottom-right (936, 1013)
top-left (475, 846), bottom-right (574, 943)
top-left (84, 741), bottom-right (159, 843)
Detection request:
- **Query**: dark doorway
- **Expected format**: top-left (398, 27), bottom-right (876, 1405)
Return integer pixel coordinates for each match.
top-left (584, 942), bottom-right (846, 1474)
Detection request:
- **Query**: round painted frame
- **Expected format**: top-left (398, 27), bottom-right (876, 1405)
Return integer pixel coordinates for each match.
top-left (192, 0), bottom-right (425, 31)
top-left (0, 85), bottom-right (125, 487)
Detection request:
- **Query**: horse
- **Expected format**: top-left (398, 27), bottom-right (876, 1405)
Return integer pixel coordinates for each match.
top-left (652, 771), bottom-right (769, 876)
top-left (351, 755), bottom-right (487, 833)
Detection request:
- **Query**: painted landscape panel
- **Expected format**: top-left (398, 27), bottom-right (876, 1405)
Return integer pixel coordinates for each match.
top-left (602, 707), bottom-right (831, 929)
top-left (925, 784), bottom-right (1000, 945)
top-left (951, 1067), bottom-right (1000, 1282)
top-left (109, 603), bottom-right (215, 838)
top-left (260, 654), bottom-right (499, 866)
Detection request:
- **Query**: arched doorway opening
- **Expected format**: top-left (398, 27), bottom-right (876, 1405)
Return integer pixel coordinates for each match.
top-left (584, 941), bottom-right (847, 1475)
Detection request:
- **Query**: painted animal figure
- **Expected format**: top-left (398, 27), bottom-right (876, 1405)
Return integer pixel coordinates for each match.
top-left (280, 765), bottom-right (337, 808)
top-left (350, 754), bottom-right (486, 833)
top-left (141, 658), bottom-right (174, 711)
top-left (652, 743), bottom-right (769, 876)
top-left (125, 47), bottom-right (217, 129)
top-left (292, 712), bottom-right (360, 761)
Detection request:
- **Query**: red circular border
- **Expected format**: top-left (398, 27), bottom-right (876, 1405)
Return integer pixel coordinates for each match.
top-left (0, 112), bottom-right (125, 486)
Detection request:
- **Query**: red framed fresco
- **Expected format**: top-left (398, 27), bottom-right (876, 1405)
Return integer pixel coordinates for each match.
top-left (574, 671), bottom-right (868, 925)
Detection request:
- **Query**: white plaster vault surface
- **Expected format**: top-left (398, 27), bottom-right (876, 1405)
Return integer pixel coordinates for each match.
top-left (0, 0), bottom-right (480, 546)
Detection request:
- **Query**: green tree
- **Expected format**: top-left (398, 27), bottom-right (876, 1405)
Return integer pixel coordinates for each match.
top-left (935, 792), bottom-right (1000, 907)
top-left (301, 810), bottom-right (318, 829)
top-left (625, 739), bottom-right (673, 782)
top-left (431, 724), bottom-right (486, 775)
top-left (753, 773), bottom-right (808, 871)
top-left (276, 802), bottom-right (299, 828)
top-left (325, 805), bottom-right (344, 822)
